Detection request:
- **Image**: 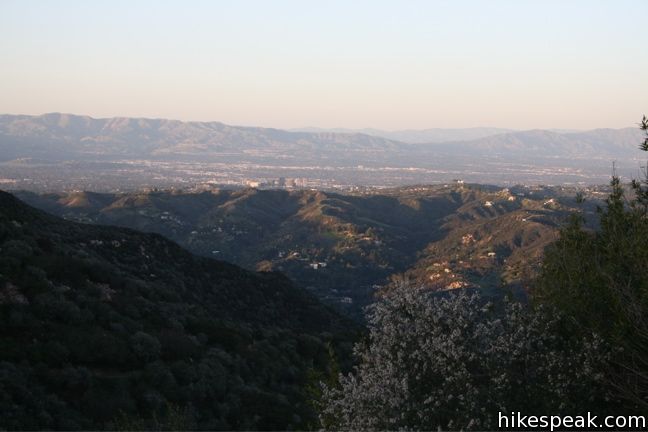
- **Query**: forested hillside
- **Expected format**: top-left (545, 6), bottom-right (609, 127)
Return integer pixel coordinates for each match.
top-left (0, 191), bottom-right (355, 430)
top-left (17, 184), bottom-right (603, 313)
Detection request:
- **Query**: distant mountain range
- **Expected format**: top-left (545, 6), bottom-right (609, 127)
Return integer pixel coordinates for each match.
top-left (0, 113), bottom-right (406, 164)
top-left (0, 113), bottom-right (644, 186)
top-left (438, 128), bottom-right (645, 159)
top-left (291, 126), bottom-right (517, 143)
top-left (0, 113), bottom-right (642, 161)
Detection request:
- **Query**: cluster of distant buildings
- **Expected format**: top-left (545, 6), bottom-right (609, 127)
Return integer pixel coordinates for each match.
top-left (245, 177), bottom-right (310, 188)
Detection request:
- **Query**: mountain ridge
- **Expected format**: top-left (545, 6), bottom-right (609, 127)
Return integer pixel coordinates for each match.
top-left (15, 184), bottom-right (603, 314)
top-left (0, 112), bottom-right (640, 157)
top-left (1, 113), bottom-right (643, 188)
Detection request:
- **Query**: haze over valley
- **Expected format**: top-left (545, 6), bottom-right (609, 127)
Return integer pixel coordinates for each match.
top-left (0, 111), bottom-right (634, 313)
top-left (0, 113), bottom-right (644, 192)
top-left (2, 1), bottom-right (648, 430)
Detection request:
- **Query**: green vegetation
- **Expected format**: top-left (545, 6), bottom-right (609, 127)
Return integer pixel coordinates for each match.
top-left (4, 119), bottom-right (647, 430)
top-left (534, 116), bottom-right (648, 410)
top-left (17, 183), bottom-right (593, 316)
top-left (0, 192), bottom-right (355, 430)
top-left (318, 118), bottom-right (648, 429)
top-left (320, 286), bottom-right (614, 430)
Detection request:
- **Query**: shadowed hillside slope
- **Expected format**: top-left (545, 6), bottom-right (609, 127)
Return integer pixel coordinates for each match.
top-left (0, 191), bottom-right (355, 430)
top-left (16, 184), bottom-right (603, 314)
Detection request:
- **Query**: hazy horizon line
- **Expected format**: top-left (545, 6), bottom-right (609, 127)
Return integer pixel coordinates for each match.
top-left (2, 111), bottom-right (642, 133)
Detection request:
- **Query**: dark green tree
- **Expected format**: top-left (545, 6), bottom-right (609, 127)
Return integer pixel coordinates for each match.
top-left (534, 116), bottom-right (648, 410)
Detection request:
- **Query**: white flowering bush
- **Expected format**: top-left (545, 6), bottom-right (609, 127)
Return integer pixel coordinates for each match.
top-left (320, 285), bottom-right (612, 431)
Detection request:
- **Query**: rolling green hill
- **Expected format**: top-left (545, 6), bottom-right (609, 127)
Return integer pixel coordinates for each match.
top-left (16, 184), bottom-right (602, 314)
top-left (0, 191), bottom-right (355, 430)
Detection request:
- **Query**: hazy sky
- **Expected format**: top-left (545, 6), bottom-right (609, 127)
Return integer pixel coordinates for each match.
top-left (1, 0), bottom-right (646, 130)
